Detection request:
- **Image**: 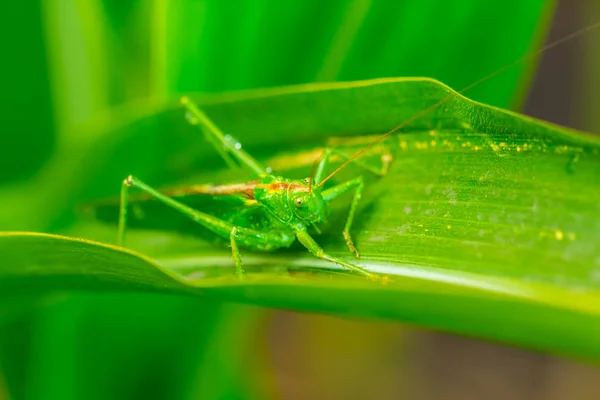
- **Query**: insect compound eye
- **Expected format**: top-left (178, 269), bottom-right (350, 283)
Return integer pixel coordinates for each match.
top-left (303, 178), bottom-right (311, 184)
top-left (294, 197), bottom-right (304, 207)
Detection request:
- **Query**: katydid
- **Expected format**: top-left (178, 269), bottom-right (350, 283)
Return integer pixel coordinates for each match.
top-left (109, 21), bottom-right (600, 283)
top-left (116, 97), bottom-right (389, 282)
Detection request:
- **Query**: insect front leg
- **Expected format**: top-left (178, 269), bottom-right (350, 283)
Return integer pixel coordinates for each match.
top-left (117, 175), bottom-right (294, 275)
top-left (321, 177), bottom-right (363, 258)
top-left (180, 97), bottom-right (268, 177)
top-left (295, 228), bottom-right (386, 282)
top-left (230, 227), bottom-right (244, 276)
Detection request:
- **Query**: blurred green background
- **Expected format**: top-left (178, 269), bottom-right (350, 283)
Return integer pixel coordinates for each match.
top-left (1, 0), bottom-right (600, 399)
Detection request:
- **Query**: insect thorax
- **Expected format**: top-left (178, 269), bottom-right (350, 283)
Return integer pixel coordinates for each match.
top-left (254, 175), bottom-right (328, 226)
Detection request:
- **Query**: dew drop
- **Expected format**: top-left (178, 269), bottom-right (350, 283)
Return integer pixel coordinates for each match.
top-left (234, 142), bottom-right (242, 150)
top-left (185, 111), bottom-right (199, 125)
top-left (266, 167), bottom-right (273, 173)
top-left (555, 229), bottom-right (564, 241)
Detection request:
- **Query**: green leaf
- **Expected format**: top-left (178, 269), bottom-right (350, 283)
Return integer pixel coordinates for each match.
top-left (5, 77), bottom-right (600, 361)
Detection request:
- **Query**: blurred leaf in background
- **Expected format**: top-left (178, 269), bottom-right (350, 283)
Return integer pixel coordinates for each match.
top-left (0, 2), bottom-right (55, 184)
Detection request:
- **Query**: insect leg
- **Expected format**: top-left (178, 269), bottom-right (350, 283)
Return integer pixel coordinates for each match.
top-left (313, 147), bottom-right (389, 186)
top-left (180, 97), bottom-right (268, 177)
top-left (313, 148), bottom-right (334, 185)
top-left (117, 175), bottom-right (294, 273)
top-left (230, 227), bottom-right (244, 276)
top-left (117, 175), bottom-right (132, 245)
top-left (295, 228), bottom-right (381, 281)
top-left (321, 177), bottom-right (363, 257)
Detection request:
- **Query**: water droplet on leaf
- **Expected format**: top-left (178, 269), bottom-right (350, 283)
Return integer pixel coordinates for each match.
top-left (185, 111), bottom-right (198, 125)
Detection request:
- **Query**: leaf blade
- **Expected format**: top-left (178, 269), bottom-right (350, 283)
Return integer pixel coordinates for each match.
top-left (3, 231), bottom-right (600, 363)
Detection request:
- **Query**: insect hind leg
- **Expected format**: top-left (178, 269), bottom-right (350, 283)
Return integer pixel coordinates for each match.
top-left (117, 175), bottom-right (294, 275)
top-left (180, 97), bottom-right (268, 177)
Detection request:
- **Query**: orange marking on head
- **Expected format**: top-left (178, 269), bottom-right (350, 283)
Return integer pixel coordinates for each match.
top-left (266, 182), bottom-right (308, 193)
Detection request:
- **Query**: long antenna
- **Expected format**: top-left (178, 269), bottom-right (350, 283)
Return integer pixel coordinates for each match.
top-left (318, 21), bottom-right (600, 187)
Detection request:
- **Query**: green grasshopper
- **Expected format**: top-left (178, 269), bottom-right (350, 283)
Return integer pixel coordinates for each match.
top-left (115, 97), bottom-right (391, 282)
